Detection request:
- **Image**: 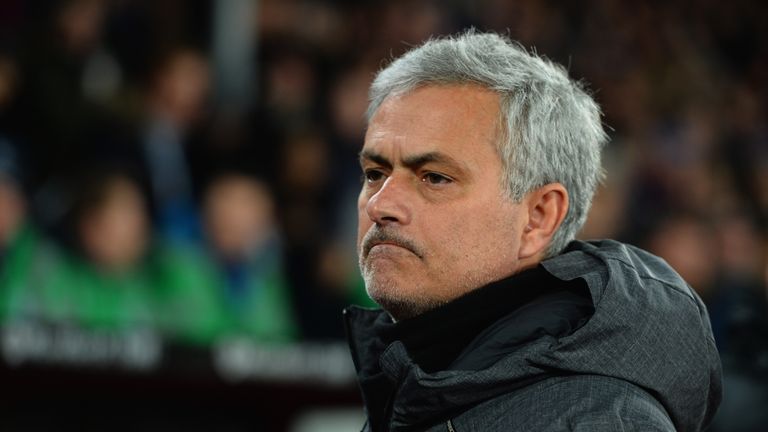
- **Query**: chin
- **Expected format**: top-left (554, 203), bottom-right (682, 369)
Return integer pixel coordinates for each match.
top-left (365, 277), bottom-right (445, 321)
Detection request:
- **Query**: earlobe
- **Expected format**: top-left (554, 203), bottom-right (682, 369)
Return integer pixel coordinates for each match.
top-left (518, 183), bottom-right (569, 260)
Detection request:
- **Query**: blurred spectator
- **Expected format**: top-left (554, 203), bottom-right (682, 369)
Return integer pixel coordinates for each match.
top-left (33, 170), bottom-right (215, 346)
top-left (0, 143), bottom-right (25, 256)
top-left (51, 171), bottom-right (155, 329)
top-left (0, 170), bottom-right (155, 330)
top-left (276, 128), bottom-right (350, 339)
top-left (201, 171), bottom-right (298, 342)
top-left (261, 45), bottom-right (319, 131)
top-left (646, 213), bottom-right (718, 298)
top-left (0, 141), bottom-right (35, 322)
top-left (279, 129), bottom-right (331, 240)
top-left (75, 172), bottom-right (149, 273)
top-left (0, 54), bottom-right (20, 134)
top-left (140, 47), bottom-right (211, 244)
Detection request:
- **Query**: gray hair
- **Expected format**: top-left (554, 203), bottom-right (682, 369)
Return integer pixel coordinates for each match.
top-left (366, 31), bottom-right (608, 256)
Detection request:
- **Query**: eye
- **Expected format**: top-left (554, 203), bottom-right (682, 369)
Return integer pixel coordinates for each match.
top-left (363, 169), bottom-right (386, 184)
top-left (422, 172), bottom-right (452, 185)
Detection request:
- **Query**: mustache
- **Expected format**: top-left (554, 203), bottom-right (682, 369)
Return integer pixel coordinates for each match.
top-left (361, 228), bottom-right (423, 259)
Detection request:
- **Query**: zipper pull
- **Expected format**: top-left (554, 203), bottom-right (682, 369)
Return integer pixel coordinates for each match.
top-left (447, 419), bottom-right (456, 432)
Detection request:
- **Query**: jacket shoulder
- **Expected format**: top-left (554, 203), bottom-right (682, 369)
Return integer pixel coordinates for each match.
top-left (446, 375), bottom-right (676, 432)
top-left (547, 240), bottom-right (693, 295)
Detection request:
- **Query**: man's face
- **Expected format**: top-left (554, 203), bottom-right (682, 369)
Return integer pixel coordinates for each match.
top-left (357, 85), bottom-right (528, 320)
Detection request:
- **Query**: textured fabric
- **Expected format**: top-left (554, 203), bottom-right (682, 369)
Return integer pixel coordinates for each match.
top-left (373, 265), bottom-right (592, 373)
top-left (423, 375), bottom-right (676, 432)
top-left (345, 240), bottom-right (722, 432)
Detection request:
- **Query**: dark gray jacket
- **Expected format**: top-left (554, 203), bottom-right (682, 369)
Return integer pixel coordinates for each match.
top-left (345, 240), bottom-right (722, 431)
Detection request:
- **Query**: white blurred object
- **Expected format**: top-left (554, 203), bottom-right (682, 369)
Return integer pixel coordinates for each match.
top-left (213, 339), bottom-right (356, 385)
top-left (212, 0), bottom-right (257, 110)
top-left (290, 408), bottom-right (366, 432)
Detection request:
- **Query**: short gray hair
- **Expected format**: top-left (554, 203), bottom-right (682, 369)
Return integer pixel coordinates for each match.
top-left (366, 31), bottom-right (608, 256)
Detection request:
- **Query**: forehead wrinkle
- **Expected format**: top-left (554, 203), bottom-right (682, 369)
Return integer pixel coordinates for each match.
top-left (360, 146), bottom-right (471, 176)
top-left (401, 151), bottom-right (470, 175)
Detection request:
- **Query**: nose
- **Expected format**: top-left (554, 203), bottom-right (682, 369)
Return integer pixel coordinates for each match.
top-left (365, 176), bottom-right (412, 226)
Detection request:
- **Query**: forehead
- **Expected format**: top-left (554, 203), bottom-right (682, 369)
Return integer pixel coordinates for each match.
top-left (364, 85), bottom-right (502, 158)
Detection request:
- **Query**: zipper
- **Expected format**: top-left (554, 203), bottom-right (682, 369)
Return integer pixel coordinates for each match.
top-left (446, 419), bottom-right (456, 432)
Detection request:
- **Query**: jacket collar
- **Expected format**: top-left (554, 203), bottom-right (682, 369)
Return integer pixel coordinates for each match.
top-left (344, 256), bottom-right (593, 430)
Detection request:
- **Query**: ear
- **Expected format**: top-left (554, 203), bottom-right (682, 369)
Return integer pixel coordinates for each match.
top-left (518, 183), bottom-right (569, 261)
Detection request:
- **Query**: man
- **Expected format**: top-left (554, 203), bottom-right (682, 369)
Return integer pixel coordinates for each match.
top-left (344, 31), bottom-right (721, 432)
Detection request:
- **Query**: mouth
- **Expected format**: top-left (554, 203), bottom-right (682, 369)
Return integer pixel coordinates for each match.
top-left (369, 242), bottom-right (408, 252)
top-left (366, 244), bottom-right (415, 263)
top-left (364, 240), bottom-right (421, 259)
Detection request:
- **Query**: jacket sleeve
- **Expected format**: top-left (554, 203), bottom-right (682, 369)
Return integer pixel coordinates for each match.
top-left (450, 375), bottom-right (677, 432)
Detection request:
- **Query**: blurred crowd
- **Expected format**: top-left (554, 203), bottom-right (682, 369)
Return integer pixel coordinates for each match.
top-left (0, 0), bottom-right (766, 421)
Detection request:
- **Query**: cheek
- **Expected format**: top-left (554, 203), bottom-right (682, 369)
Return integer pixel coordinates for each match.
top-left (451, 205), bottom-right (521, 263)
top-left (357, 196), bottom-right (371, 247)
top-left (484, 214), bottom-right (522, 263)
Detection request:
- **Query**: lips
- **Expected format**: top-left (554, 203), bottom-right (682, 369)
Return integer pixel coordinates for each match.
top-left (368, 241), bottom-right (409, 254)
top-left (361, 230), bottom-right (422, 259)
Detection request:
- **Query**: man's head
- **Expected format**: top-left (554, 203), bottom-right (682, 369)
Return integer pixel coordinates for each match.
top-left (203, 172), bottom-right (275, 262)
top-left (76, 173), bottom-right (149, 272)
top-left (357, 31), bottom-right (607, 320)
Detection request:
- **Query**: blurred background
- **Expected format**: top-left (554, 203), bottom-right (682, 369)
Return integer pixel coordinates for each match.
top-left (0, 0), bottom-right (765, 430)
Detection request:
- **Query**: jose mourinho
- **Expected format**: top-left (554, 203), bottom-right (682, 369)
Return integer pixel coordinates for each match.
top-left (344, 31), bottom-right (721, 432)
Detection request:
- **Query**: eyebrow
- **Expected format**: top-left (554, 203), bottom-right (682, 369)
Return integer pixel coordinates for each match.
top-left (359, 150), bottom-right (392, 169)
top-left (359, 149), bottom-right (468, 174)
